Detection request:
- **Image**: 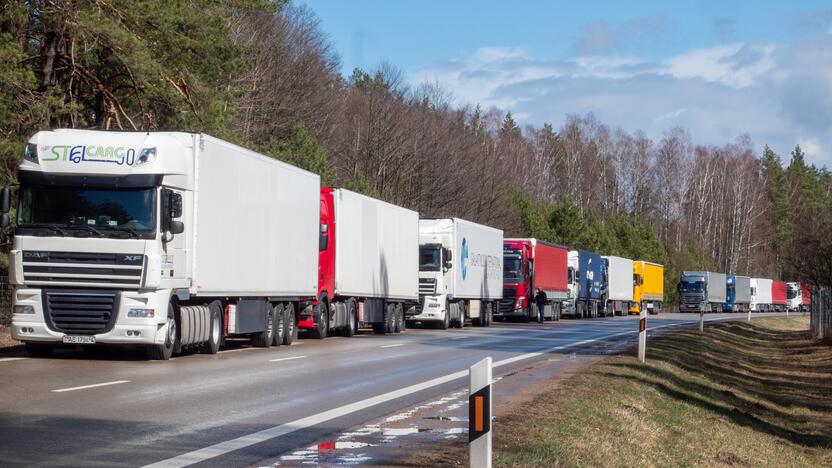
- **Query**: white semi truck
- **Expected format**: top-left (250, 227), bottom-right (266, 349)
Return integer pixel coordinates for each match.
top-left (603, 255), bottom-right (634, 316)
top-left (5, 130), bottom-right (320, 359)
top-left (410, 218), bottom-right (503, 329)
top-left (750, 278), bottom-right (773, 312)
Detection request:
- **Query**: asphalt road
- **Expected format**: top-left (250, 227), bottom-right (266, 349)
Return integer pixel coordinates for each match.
top-left (0, 312), bottom-right (787, 467)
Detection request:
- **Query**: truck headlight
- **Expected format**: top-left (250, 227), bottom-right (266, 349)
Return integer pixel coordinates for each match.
top-left (128, 308), bottom-right (155, 318)
top-left (515, 297), bottom-right (526, 309)
top-left (23, 143), bottom-right (38, 163)
top-left (14, 305), bottom-right (34, 314)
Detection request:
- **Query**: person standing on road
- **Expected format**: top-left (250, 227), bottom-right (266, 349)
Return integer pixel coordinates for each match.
top-left (535, 289), bottom-right (547, 324)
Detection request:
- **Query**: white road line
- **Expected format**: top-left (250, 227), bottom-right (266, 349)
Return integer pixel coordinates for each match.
top-left (142, 316), bottom-right (747, 468)
top-left (451, 336), bottom-right (470, 340)
top-left (0, 357), bottom-right (28, 362)
top-left (380, 343), bottom-right (404, 348)
top-left (269, 356), bottom-right (307, 363)
top-left (52, 380), bottom-right (130, 393)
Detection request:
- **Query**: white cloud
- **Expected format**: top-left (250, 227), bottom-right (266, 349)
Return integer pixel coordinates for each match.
top-left (407, 34), bottom-right (832, 168)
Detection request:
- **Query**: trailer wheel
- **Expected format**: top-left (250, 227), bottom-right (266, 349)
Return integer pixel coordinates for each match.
top-left (251, 302), bottom-right (275, 348)
top-left (344, 299), bottom-right (357, 337)
top-left (386, 303), bottom-right (396, 333)
top-left (272, 303), bottom-right (285, 346)
top-left (282, 303), bottom-right (297, 345)
top-left (394, 303), bottom-right (403, 333)
top-left (309, 301), bottom-right (329, 340)
top-left (148, 304), bottom-right (177, 360)
top-left (201, 301), bottom-right (223, 354)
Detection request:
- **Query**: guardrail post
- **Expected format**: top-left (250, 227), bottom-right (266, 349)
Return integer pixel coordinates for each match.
top-left (699, 310), bottom-right (704, 333)
top-left (469, 357), bottom-right (492, 468)
top-left (638, 309), bottom-right (647, 363)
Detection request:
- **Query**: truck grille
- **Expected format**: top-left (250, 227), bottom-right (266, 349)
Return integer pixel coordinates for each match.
top-left (22, 251), bottom-right (144, 288)
top-left (499, 288), bottom-right (516, 314)
top-left (43, 290), bottom-right (119, 335)
top-left (419, 278), bottom-right (436, 295)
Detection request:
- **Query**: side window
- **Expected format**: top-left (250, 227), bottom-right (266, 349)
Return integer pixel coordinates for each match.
top-left (319, 223), bottom-right (329, 251)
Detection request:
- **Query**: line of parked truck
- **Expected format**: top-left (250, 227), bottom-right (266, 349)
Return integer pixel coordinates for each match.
top-left (677, 272), bottom-right (812, 313)
top-left (1, 129), bottom-right (758, 361)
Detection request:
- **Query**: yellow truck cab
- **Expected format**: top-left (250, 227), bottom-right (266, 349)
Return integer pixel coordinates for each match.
top-left (630, 261), bottom-right (664, 314)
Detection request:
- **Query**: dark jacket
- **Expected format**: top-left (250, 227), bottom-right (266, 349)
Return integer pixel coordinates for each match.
top-left (534, 290), bottom-right (547, 306)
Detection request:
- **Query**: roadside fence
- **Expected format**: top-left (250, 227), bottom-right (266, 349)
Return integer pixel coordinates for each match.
top-left (810, 286), bottom-right (832, 341)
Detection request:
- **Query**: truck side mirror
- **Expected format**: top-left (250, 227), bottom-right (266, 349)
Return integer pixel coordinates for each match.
top-left (443, 247), bottom-right (452, 269)
top-left (170, 192), bottom-right (183, 218)
top-left (169, 220), bottom-right (184, 234)
top-left (319, 223), bottom-right (329, 251)
top-left (0, 214), bottom-right (8, 228)
top-left (0, 187), bottom-right (10, 213)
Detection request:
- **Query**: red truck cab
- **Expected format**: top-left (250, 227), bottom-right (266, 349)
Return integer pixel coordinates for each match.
top-left (298, 188), bottom-right (336, 334)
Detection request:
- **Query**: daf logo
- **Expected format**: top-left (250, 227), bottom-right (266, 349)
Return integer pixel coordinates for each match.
top-left (123, 255), bottom-right (141, 262)
top-left (24, 252), bottom-right (47, 258)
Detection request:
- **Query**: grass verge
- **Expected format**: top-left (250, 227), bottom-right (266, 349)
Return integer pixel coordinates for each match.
top-left (494, 316), bottom-right (832, 467)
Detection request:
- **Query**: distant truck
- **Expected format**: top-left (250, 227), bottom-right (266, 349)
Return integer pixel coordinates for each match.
top-left (301, 188), bottom-right (419, 337)
top-left (772, 281), bottom-right (787, 312)
top-left (500, 238), bottom-right (568, 322)
top-left (678, 271), bottom-right (727, 313)
top-left (750, 278), bottom-right (773, 312)
top-left (801, 283), bottom-right (813, 312)
top-left (6, 130), bottom-right (320, 359)
top-left (565, 250), bottom-right (605, 319)
top-left (629, 261), bottom-right (664, 315)
top-left (787, 282), bottom-right (801, 312)
top-left (724, 275), bottom-right (751, 313)
top-left (602, 256), bottom-right (634, 316)
top-left (410, 218), bottom-right (503, 329)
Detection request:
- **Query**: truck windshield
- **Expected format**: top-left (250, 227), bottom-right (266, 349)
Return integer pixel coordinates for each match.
top-left (787, 286), bottom-right (798, 299)
top-left (17, 185), bottom-right (156, 237)
top-left (679, 281), bottom-right (704, 293)
top-left (503, 256), bottom-right (524, 283)
top-left (419, 245), bottom-right (441, 271)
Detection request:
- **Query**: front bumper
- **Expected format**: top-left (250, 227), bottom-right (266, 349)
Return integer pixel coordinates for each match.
top-left (407, 295), bottom-right (446, 322)
top-left (11, 288), bottom-right (171, 346)
top-left (493, 307), bottom-right (528, 319)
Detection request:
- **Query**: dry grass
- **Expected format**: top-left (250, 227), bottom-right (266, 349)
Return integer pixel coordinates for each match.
top-left (493, 316), bottom-right (832, 467)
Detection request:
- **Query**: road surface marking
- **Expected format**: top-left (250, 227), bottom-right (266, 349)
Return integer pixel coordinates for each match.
top-left (380, 343), bottom-right (404, 348)
top-left (451, 336), bottom-right (470, 340)
top-left (142, 316), bottom-right (744, 468)
top-left (269, 355), bottom-right (306, 363)
top-left (0, 357), bottom-right (28, 362)
top-left (52, 380), bottom-right (130, 393)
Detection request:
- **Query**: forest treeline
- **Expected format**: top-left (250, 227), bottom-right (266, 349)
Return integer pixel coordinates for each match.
top-left (1, 1), bottom-right (830, 299)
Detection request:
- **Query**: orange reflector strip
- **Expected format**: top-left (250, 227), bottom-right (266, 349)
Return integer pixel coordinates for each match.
top-left (475, 395), bottom-right (484, 432)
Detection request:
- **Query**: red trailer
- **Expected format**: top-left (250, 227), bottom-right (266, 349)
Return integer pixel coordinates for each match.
top-left (801, 283), bottom-right (813, 312)
top-left (772, 281), bottom-right (787, 312)
top-left (499, 238), bottom-right (568, 322)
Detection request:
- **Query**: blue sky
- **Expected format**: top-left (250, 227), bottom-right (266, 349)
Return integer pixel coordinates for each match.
top-left (302, 0), bottom-right (832, 167)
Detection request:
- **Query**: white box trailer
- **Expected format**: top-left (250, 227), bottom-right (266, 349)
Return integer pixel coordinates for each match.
top-left (734, 275), bottom-right (752, 308)
top-left (411, 218), bottom-right (503, 328)
top-left (751, 278), bottom-right (773, 312)
top-left (332, 189), bottom-right (419, 301)
top-left (679, 271), bottom-right (727, 312)
top-left (304, 188), bottom-right (419, 336)
top-left (603, 256), bottom-right (634, 316)
top-left (8, 130), bottom-right (319, 359)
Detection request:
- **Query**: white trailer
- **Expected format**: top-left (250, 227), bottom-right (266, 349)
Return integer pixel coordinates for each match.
top-left (603, 256), bottom-right (634, 316)
top-left (304, 188), bottom-right (419, 337)
top-left (411, 218), bottom-right (503, 329)
top-left (7, 130), bottom-right (319, 359)
top-left (750, 278), bottom-right (773, 312)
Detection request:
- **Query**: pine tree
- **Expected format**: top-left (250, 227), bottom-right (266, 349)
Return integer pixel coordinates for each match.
top-left (761, 145), bottom-right (792, 276)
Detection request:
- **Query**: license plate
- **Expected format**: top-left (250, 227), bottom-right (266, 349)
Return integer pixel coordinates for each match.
top-left (63, 335), bottom-right (96, 344)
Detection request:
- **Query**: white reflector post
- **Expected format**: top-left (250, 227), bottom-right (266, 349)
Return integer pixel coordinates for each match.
top-left (699, 309), bottom-right (704, 333)
top-left (638, 308), bottom-right (647, 363)
top-left (469, 357), bottom-right (492, 468)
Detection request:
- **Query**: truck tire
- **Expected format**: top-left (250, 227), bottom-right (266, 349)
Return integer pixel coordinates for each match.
top-left (439, 310), bottom-right (449, 330)
top-left (201, 301), bottom-right (223, 354)
top-left (394, 303), bottom-right (403, 333)
top-left (251, 303), bottom-right (275, 347)
top-left (149, 304), bottom-right (177, 360)
top-left (523, 307), bottom-right (531, 323)
top-left (25, 342), bottom-right (54, 357)
top-left (344, 299), bottom-right (357, 337)
top-left (309, 302), bottom-right (329, 340)
top-left (385, 303), bottom-right (396, 333)
top-left (272, 303), bottom-right (285, 346)
top-left (282, 303), bottom-right (297, 345)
